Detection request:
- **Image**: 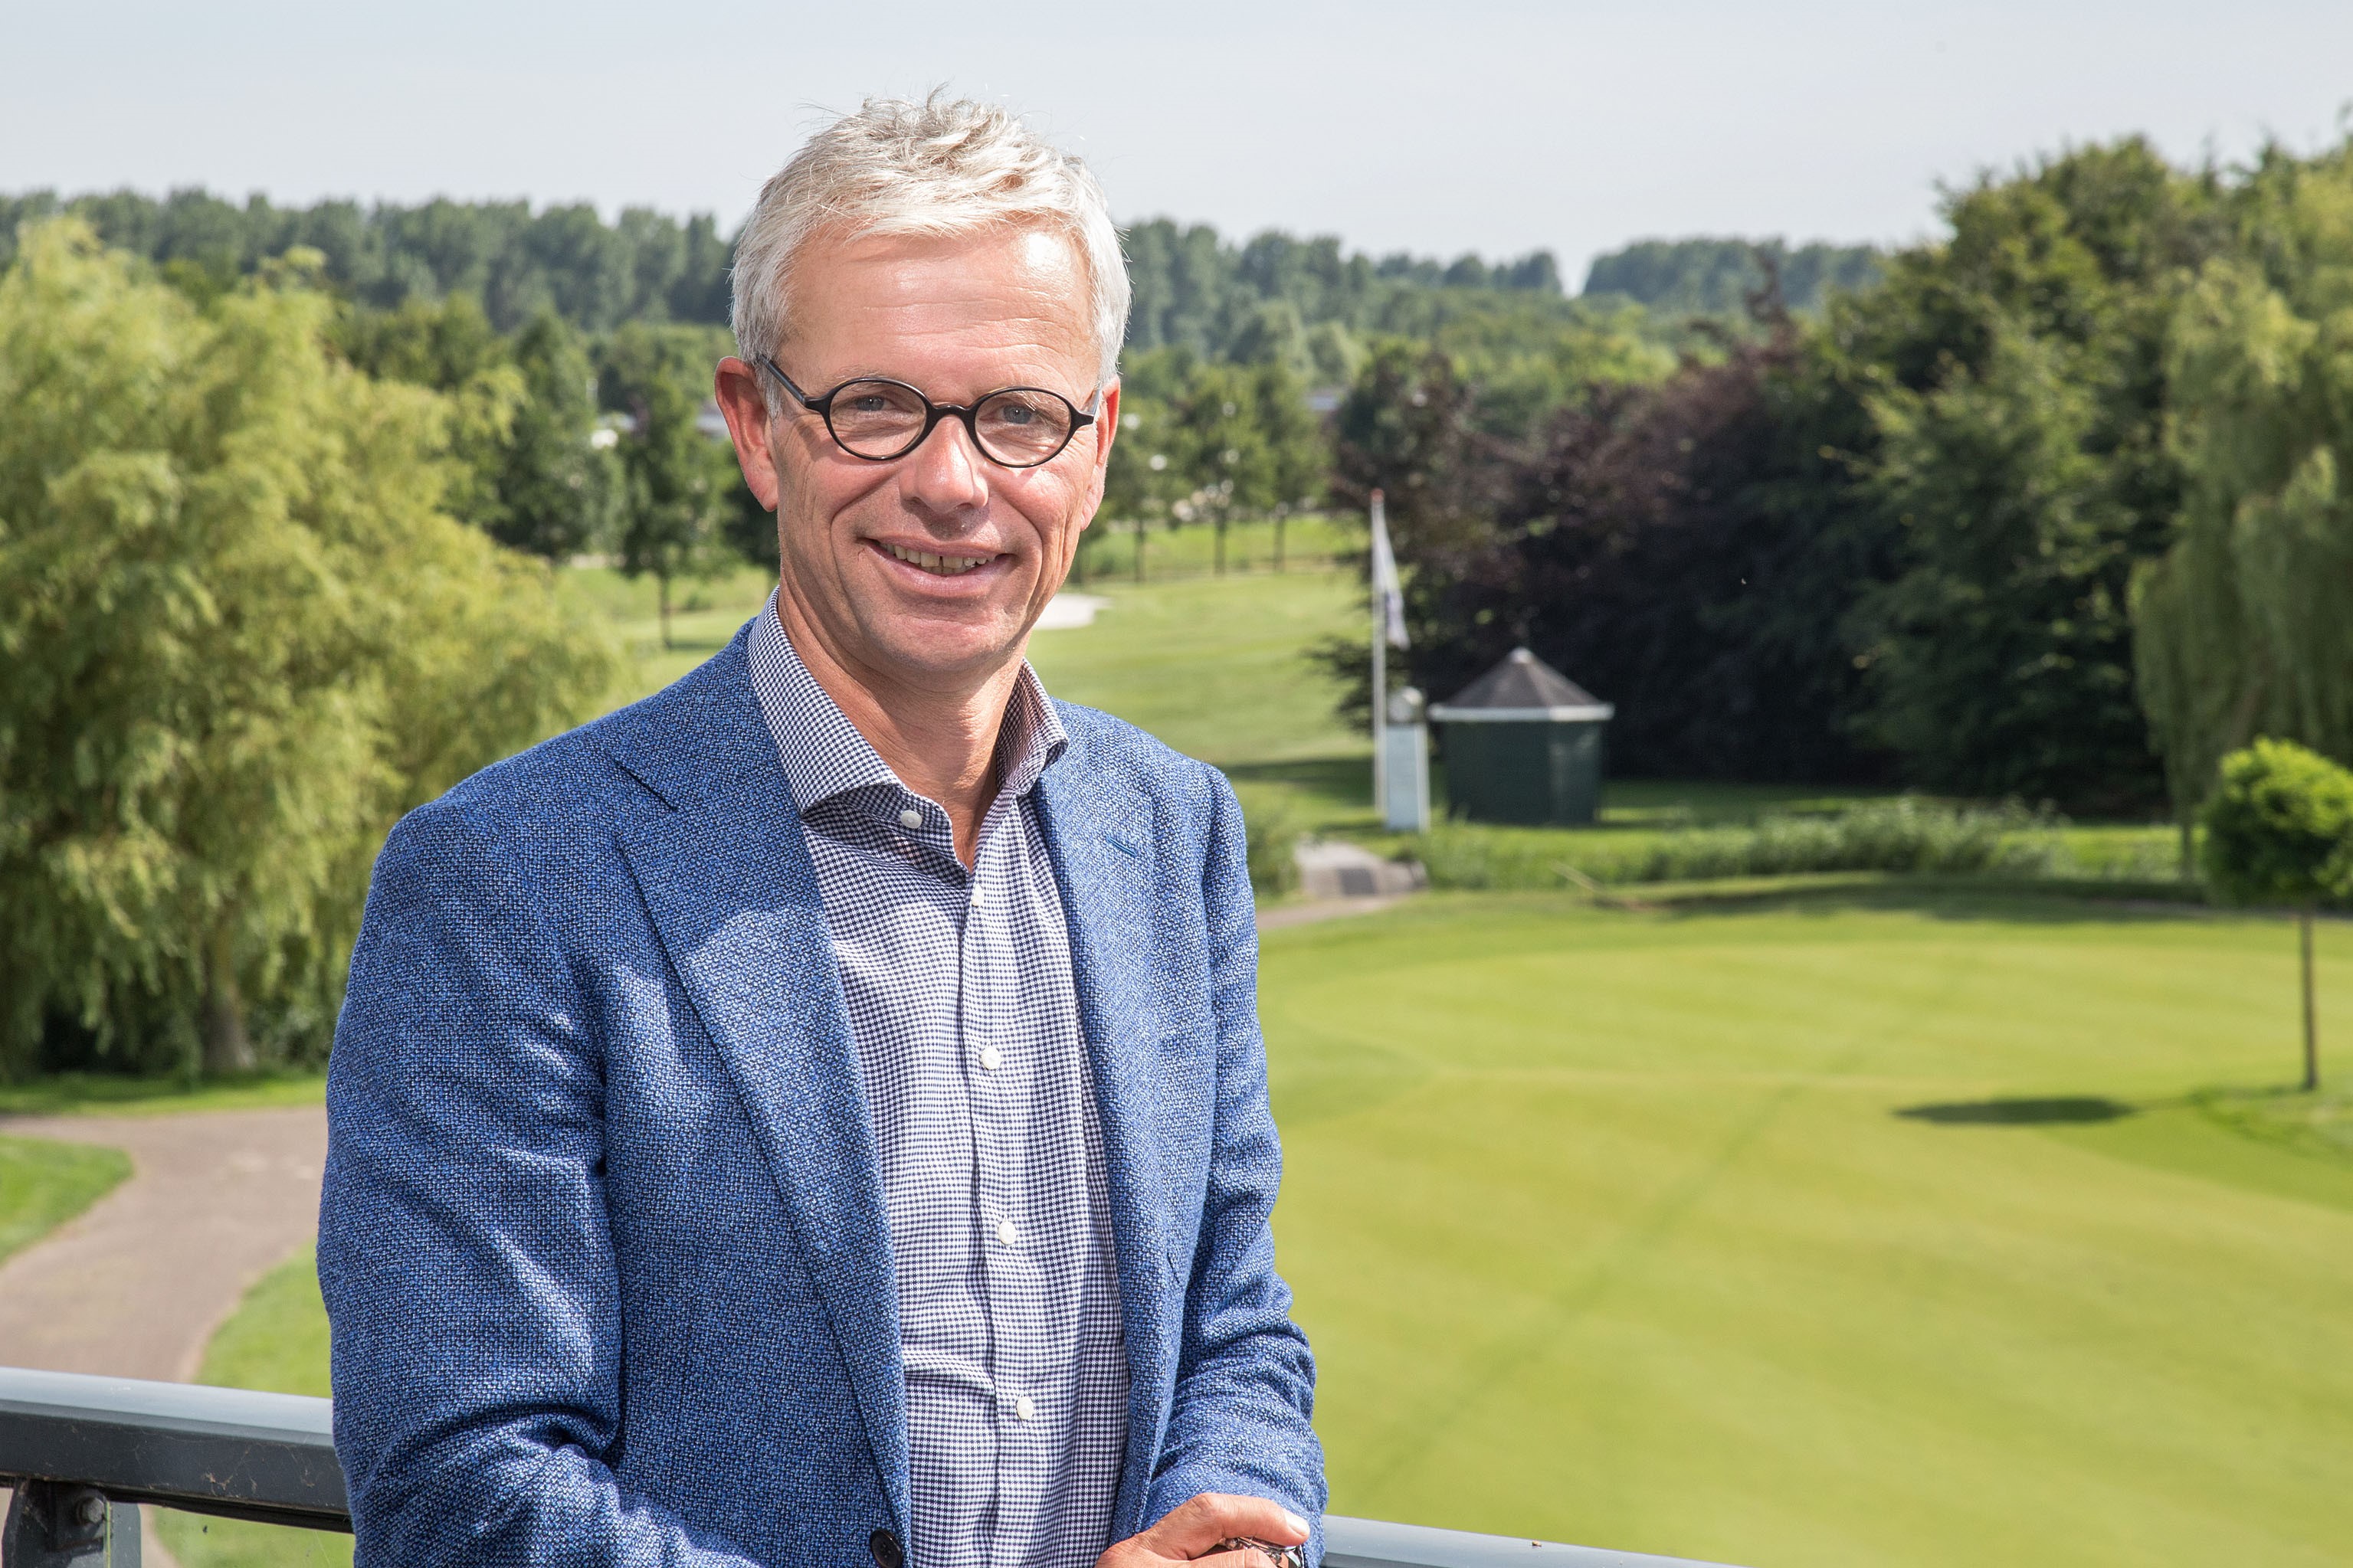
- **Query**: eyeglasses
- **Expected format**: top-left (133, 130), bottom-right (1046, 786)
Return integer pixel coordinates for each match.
top-left (760, 358), bottom-right (1099, 470)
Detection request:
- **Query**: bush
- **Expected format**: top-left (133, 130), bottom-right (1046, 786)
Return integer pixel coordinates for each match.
top-left (2198, 738), bottom-right (2353, 1093)
top-left (2199, 739), bottom-right (2353, 911)
top-left (1233, 784), bottom-right (1302, 896)
top-left (1414, 797), bottom-right (2062, 891)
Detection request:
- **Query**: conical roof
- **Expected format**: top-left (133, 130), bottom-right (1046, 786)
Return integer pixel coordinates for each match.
top-left (1428, 647), bottom-right (1614, 722)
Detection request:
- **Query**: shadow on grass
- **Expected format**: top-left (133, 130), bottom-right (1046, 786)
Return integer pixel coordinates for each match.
top-left (1897, 1096), bottom-right (2138, 1126)
top-left (1223, 756), bottom-right (1366, 794)
top-left (2193, 1082), bottom-right (2353, 1164)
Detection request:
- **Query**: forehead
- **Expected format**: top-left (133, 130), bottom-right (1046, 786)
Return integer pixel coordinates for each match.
top-left (785, 224), bottom-right (1096, 378)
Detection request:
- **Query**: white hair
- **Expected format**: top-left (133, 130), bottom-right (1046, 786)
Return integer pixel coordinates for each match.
top-left (731, 93), bottom-right (1130, 398)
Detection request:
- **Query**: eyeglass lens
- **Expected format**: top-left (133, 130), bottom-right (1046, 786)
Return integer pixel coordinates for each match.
top-left (826, 381), bottom-right (1078, 466)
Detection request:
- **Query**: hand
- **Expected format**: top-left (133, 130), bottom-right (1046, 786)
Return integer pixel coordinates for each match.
top-left (1097, 1493), bottom-right (1312, 1568)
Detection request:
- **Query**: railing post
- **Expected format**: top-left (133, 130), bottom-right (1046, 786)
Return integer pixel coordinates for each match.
top-left (3, 1479), bottom-right (142, 1566)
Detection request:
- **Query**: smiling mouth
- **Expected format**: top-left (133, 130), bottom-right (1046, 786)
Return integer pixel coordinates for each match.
top-left (882, 542), bottom-right (998, 577)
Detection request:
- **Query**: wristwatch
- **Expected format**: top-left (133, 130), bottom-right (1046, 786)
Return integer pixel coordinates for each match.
top-left (1212, 1537), bottom-right (1308, 1568)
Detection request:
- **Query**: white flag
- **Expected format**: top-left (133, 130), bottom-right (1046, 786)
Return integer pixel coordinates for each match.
top-left (1369, 489), bottom-right (1409, 650)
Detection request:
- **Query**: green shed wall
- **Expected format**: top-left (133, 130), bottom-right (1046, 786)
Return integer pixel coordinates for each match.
top-left (1438, 720), bottom-right (1607, 825)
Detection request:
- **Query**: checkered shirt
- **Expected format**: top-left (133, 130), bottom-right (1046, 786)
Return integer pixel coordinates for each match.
top-left (746, 598), bottom-right (1129, 1568)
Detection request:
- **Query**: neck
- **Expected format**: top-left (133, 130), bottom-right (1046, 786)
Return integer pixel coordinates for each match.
top-left (771, 591), bottom-right (1023, 867)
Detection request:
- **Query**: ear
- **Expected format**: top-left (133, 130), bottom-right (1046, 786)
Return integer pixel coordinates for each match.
top-left (1078, 376), bottom-right (1121, 531)
top-left (714, 357), bottom-right (782, 512)
top-left (1093, 378), bottom-right (1122, 479)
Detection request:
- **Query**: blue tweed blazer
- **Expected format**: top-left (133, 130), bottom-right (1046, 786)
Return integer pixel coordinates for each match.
top-left (316, 621), bottom-right (1323, 1568)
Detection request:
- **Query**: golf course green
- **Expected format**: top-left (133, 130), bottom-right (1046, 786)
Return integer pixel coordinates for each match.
top-left (1270, 889), bottom-right (2353, 1566)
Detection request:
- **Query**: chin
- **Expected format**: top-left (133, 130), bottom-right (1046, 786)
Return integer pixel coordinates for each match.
top-left (864, 614), bottom-right (1027, 682)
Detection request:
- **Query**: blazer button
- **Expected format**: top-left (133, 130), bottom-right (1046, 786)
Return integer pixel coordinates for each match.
top-left (870, 1528), bottom-right (905, 1568)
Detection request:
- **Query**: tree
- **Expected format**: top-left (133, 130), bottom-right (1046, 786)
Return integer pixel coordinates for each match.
top-left (493, 310), bottom-right (619, 561)
top-left (1095, 390), bottom-right (1180, 583)
top-left (333, 290), bottom-right (525, 538)
top-left (1319, 345), bottom-right (1501, 727)
top-left (600, 323), bottom-right (739, 646)
top-left (2201, 739), bottom-right (2353, 1091)
top-left (1838, 139), bottom-right (2218, 811)
top-left (2135, 146), bottom-right (2353, 853)
top-left (1854, 323), bottom-right (2155, 805)
top-left (1169, 362), bottom-right (1266, 574)
top-left (1250, 361), bottom-right (1326, 570)
top-left (1368, 322), bottom-right (1893, 781)
top-left (335, 297), bottom-right (615, 564)
top-left (0, 221), bottom-right (618, 1077)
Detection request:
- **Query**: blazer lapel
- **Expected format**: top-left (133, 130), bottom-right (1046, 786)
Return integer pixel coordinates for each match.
top-left (1034, 744), bottom-right (1178, 1537)
top-left (610, 643), bottom-right (910, 1540)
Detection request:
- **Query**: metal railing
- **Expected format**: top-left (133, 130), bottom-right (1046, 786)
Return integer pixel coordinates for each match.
top-left (0, 1366), bottom-right (1735, 1568)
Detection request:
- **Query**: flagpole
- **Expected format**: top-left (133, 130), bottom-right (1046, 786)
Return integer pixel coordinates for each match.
top-left (1369, 488), bottom-right (1388, 814)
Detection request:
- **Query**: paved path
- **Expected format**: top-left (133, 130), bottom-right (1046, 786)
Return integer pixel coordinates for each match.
top-left (0, 1106), bottom-right (327, 1382)
top-left (0, 1105), bottom-right (326, 1563)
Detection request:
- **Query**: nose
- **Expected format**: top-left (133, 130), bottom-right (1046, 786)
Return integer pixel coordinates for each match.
top-left (900, 411), bottom-right (990, 518)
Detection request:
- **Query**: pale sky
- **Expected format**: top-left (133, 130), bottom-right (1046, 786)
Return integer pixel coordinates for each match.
top-left (7, 0), bottom-right (2348, 282)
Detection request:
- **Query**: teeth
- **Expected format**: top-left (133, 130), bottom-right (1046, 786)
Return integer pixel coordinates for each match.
top-left (886, 543), bottom-right (992, 576)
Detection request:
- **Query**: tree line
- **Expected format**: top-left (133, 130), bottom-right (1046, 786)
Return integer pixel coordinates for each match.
top-left (1, 198), bottom-right (1656, 1079)
top-left (1336, 135), bottom-right (2353, 849)
top-left (0, 185), bottom-right (1750, 358)
top-left (17, 137), bottom-right (2350, 1078)
top-left (1581, 237), bottom-right (1880, 317)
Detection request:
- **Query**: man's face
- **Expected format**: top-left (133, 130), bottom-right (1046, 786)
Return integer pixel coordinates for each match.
top-left (717, 225), bottom-right (1118, 689)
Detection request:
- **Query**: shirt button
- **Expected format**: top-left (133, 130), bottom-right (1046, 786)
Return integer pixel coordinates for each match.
top-left (978, 1045), bottom-right (1003, 1072)
top-left (1014, 1394), bottom-right (1036, 1421)
top-left (898, 807), bottom-right (923, 830)
top-left (995, 1217), bottom-right (1018, 1246)
top-left (969, 884), bottom-right (988, 907)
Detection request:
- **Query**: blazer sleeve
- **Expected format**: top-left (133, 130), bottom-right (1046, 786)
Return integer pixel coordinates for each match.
top-left (1145, 771), bottom-right (1329, 1553)
top-left (318, 801), bottom-right (762, 1568)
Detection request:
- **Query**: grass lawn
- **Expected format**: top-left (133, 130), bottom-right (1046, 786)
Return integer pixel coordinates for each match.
top-left (1267, 887), bottom-right (2353, 1566)
top-left (1026, 571), bottom-right (1366, 770)
top-left (0, 1134), bottom-right (129, 1265)
top-left (0, 1070), bottom-right (326, 1118)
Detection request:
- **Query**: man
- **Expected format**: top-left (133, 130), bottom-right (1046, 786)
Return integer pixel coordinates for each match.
top-left (318, 94), bottom-right (1325, 1568)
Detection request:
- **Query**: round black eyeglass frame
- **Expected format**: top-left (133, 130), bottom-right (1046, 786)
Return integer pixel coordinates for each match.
top-left (759, 358), bottom-right (1099, 470)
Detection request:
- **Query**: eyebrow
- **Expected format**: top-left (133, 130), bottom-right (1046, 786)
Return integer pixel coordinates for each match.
top-left (800, 366), bottom-right (1099, 402)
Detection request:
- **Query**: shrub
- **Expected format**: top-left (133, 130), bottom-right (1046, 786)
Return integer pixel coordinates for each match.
top-left (2198, 738), bottom-right (2353, 1091)
top-left (1233, 784), bottom-right (1303, 896)
top-left (1414, 797), bottom-right (2061, 892)
top-left (2199, 740), bottom-right (2353, 910)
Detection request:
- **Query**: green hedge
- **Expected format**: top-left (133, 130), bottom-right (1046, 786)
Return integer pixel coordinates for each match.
top-left (1414, 798), bottom-right (2067, 891)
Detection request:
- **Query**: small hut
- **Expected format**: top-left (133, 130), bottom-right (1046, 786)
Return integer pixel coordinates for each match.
top-left (1429, 648), bottom-right (1614, 825)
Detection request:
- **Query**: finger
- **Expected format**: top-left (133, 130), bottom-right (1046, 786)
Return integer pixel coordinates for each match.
top-left (1192, 1547), bottom-right (1280, 1568)
top-left (1143, 1493), bottom-right (1313, 1558)
top-left (1198, 1541), bottom-right (1306, 1568)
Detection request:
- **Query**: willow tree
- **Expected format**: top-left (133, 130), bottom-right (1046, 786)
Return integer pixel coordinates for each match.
top-left (0, 221), bottom-right (619, 1077)
top-left (2134, 149), bottom-right (2353, 863)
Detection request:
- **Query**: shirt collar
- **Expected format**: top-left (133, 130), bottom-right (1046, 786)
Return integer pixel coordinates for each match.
top-left (746, 591), bottom-right (1067, 819)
